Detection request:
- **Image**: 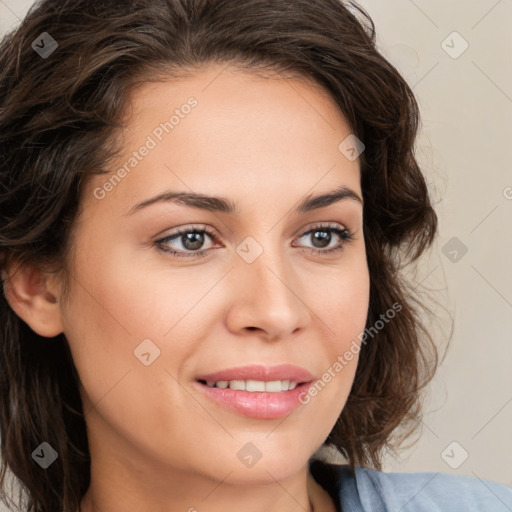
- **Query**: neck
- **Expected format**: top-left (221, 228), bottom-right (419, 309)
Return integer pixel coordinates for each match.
top-left (79, 447), bottom-right (327, 512)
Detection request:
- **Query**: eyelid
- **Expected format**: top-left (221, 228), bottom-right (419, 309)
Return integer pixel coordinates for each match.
top-left (154, 222), bottom-right (354, 258)
top-left (155, 221), bottom-right (349, 241)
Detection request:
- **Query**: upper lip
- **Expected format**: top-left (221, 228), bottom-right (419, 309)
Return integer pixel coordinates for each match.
top-left (196, 364), bottom-right (315, 383)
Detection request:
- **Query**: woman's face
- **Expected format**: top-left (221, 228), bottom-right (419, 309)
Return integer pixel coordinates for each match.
top-left (59, 64), bottom-right (370, 486)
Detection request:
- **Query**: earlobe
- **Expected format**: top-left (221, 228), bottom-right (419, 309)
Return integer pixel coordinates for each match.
top-left (2, 261), bottom-right (65, 338)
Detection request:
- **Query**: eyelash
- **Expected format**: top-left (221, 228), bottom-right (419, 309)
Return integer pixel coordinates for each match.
top-left (155, 223), bottom-right (354, 259)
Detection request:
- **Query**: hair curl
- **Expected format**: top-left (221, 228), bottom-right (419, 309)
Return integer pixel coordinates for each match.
top-left (0, 1), bottom-right (441, 511)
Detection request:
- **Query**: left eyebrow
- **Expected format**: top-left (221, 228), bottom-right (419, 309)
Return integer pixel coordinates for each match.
top-left (124, 185), bottom-right (362, 216)
top-left (293, 185), bottom-right (363, 214)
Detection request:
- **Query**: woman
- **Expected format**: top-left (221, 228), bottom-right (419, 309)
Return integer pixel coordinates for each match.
top-left (0, 1), bottom-right (510, 511)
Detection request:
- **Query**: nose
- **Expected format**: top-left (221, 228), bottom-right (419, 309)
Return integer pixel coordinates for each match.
top-left (224, 243), bottom-right (313, 341)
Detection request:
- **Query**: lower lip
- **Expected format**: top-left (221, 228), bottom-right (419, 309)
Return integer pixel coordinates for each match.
top-left (193, 380), bottom-right (314, 419)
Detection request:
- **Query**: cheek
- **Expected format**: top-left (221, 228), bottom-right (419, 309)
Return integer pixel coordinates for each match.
top-left (312, 252), bottom-right (370, 349)
top-left (58, 259), bottom-right (197, 458)
top-left (59, 241), bottom-right (218, 410)
top-left (311, 256), bottom-right (369, 393)
top-left (58, 245), bottom-right (157, 409)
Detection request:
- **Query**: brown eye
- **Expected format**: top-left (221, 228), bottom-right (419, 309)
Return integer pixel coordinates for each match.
top-left (155, 226), bottom-right (218, 258)
top-left (295, 224), bottom-right (354, 255)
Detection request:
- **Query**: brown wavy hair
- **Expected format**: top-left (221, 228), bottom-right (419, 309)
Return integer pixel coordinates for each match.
top-left (0, 0), bottom-right (442, 510)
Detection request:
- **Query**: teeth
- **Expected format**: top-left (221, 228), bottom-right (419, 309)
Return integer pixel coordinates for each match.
top-left (230, 380), bottom-right (246, 391)
top-left (204, 379), bottom-right (299, 392)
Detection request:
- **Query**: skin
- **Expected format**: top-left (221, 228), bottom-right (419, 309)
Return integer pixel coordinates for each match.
top-left (4, 63), bottom-right (370, 512)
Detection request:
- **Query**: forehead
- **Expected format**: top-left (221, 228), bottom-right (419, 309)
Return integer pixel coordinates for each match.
top-left (122, 62), bottom-right (355, 156)
top-left (81, 63), bottom-right (362, 217)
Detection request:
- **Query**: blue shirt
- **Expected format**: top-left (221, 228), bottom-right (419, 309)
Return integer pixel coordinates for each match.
top-left (309, 458), bottom-right (512, 511)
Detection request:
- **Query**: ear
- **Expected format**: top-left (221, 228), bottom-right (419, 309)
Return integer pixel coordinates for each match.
top-left (2, 260), bottom-right (65, 338)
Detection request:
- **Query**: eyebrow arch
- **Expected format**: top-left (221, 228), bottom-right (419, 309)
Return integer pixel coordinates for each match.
top-left (125, 185), bottom-right (362, 216)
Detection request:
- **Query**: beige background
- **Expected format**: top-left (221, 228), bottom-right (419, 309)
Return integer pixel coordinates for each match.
top-left (0, 0), bottom-right (511, 507)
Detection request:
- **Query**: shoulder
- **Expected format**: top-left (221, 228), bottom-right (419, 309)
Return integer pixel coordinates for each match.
top-left (313, 460), bottom-right (512, 512)
top-left (351, 466), bottom-right (512, 511)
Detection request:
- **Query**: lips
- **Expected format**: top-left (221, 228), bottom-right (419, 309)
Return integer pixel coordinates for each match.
top-left (193, 379), bottom-right (314, 419)
top-left (195, 363), bottom-right (315, 384)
